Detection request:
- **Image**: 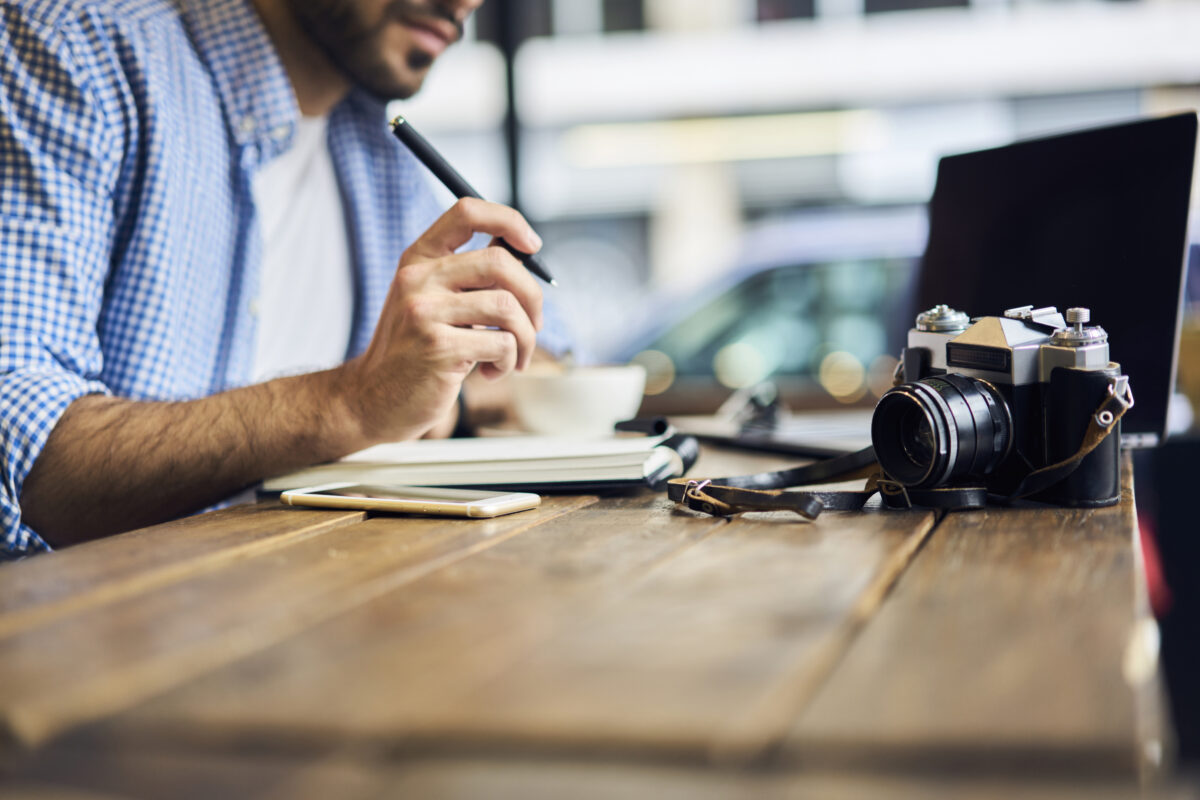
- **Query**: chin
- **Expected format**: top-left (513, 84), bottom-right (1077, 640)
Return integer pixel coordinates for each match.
top-left (379, 76), bottom-right (427, 101)
top-left (352, 52), bottom-right (433, 101)
top-left (344, 68), bottom-right (422, 102)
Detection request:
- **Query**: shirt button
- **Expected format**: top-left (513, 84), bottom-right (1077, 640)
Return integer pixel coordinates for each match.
top-left (237, 115), bottom-right (257, 136)
top-left (271, 124), bottom-right (290, 142)
top-left (249, 299), bottom-right (260, 318)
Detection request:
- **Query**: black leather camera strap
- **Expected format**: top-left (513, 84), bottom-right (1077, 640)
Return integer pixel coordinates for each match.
top-left (667, 376), bottom-right (1133, 520)
top-left (665, 446), bottom-right (880, 519)
top-left (666, 454), bottom-right (990, 518)
top-left (1008, 376), bottom-right (1133, 500)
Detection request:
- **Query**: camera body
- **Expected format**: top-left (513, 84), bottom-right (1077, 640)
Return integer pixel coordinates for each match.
top-left (871, 304), bottom-right (1127, 507)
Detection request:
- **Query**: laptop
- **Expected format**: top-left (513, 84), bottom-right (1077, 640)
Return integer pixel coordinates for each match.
top-left (689, 112), bottom-right (1198, 455)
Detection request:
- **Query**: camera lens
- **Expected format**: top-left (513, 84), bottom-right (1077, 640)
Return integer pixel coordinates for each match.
top-left (871, 374), bottom-right (1013, 488)
top-left (898, 406), bottom-right (935, 467)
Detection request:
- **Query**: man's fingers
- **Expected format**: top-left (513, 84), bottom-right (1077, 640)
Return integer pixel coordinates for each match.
top-left (399, 246), bottom-right (544, 331)
top-left (352, 197), bottom-right (548, 441)
top-left (447, 326), bottom-right (520, 379)
top-left (404, 197), bottom-right (542, 262)
top-left (440, 289), bottom-right (538, 370)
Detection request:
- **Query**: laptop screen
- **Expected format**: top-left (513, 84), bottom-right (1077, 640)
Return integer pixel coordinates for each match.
top-left (914, 113), bottom-right (1197, 445)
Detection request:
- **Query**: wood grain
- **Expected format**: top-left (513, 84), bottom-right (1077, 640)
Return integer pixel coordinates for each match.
top-left (0, 503), bottom-right (364, 639)
top-left (0, 443), bottom-right (1155, 790)
top-left (785, 461), bottom-right (1149, 776)
top-left (85, 492), bottom-right (737, 750)
top-left (2, 745), bottom-right (1147, 800)
top-left (89, 490), bottom-right (934, 765)
top-left (402, 508), bottom-right (933, 763)
top-left (0, 496), bottom-right (593, 749)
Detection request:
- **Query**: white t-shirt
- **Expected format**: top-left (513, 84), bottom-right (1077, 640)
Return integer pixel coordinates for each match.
top-left (249, 115), bottom-right (354, 383)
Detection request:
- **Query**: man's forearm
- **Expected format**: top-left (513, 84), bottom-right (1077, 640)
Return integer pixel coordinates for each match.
top-left (17, 199), bottom-right (546, 550)
top-left (20, 366), bottom-right (369, 547)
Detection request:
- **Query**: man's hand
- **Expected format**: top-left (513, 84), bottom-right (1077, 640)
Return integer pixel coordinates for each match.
top-left (338, 197), bottom-right (544, 443)
top-left (21, 197), bottom-right (547, 546)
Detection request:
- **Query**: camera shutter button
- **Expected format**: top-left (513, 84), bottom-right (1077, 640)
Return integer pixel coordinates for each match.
top-left (916, 304), bottom-right (970, 332)
top-left (1051, 307), bottom-right (1107, 348)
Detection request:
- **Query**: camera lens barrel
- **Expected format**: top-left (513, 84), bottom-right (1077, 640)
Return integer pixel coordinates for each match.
top-left (872, 374), bottom-right (1013, 489)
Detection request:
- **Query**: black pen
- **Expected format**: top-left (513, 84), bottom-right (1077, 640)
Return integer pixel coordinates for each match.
top-left (390, 115), bottom-right (557, 286)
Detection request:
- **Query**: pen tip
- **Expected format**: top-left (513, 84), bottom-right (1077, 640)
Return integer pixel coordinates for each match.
top-left (549, 279), bottom-right (559, 287)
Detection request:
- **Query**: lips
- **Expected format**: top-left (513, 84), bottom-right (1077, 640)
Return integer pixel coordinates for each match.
top-left (394, 10), bottom-right (461, 54)
top-left (404, 26), bottom-right (449, 59)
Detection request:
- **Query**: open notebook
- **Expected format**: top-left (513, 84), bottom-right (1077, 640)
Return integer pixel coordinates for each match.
top-left (262, 429), bottom-right (696, 494)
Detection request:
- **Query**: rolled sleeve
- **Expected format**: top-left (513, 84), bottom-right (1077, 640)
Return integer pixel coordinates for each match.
top-left (0, 8), bottom-right (123, 556)
top-left (0, 365), bottom-right (109, 556)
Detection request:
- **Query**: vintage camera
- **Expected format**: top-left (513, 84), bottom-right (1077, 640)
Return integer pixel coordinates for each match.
top-left (870, 304), bottom-right (1130, 507)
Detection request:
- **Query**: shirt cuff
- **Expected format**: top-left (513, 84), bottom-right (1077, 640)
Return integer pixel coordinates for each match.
top-left (0, 367), bottom-right (111, 557)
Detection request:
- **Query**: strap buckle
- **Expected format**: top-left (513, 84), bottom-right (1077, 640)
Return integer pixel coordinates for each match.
top-left (875, 477), bottom-right (913, 509)
top-left (1096, 375), bottom-right (1134, 429)
top-left (682, 479), bottom-right (735, 517)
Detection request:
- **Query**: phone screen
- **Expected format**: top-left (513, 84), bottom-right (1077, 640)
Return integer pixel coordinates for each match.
top-left (314, 485), bottom-right (521, 502)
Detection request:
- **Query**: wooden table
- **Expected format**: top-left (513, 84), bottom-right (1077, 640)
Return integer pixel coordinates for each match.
top-left (0, 447), bottom-right (1165, 798)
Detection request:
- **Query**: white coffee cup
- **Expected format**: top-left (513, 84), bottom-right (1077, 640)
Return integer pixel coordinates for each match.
top-left (510, 364), bottom-right (647, 436)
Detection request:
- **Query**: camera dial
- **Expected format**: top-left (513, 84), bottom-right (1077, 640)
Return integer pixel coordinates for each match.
top-left (915, 304), bottom-right (970, 333)
top-left (1049, 307), bottom-right (1108, 348)
top-left (1042, 306), bottom-right (1112, 377)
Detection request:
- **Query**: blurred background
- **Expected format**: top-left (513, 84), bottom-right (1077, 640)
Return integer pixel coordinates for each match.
top-left (390, 0), bottom-right (1200, 767)
top-left (390, 0), bottom-right (1200, 417)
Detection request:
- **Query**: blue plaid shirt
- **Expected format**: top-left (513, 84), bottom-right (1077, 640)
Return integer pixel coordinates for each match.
top-left (0, 0), bottom-right (560, 557)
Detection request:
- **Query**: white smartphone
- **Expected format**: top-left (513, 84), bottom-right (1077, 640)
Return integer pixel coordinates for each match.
top-left (280, 482), bottom-right (541, 518)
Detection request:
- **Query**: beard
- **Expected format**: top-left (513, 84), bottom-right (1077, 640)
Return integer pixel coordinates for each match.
top-left (283, 0), bottom-right (465, 101)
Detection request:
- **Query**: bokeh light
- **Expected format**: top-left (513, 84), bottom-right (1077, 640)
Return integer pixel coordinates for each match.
top-left (714, 341), bottom-right (769, 389)
top-left (818, 350), bottom-right (866, 402)
top-left (868, 354), bottom-right (901, 397)
top-left (632, 349), bottom-right (676, 395)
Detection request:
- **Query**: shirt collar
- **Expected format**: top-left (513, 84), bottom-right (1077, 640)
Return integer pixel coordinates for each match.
top-left (178, 0), bottom-right (300, 154)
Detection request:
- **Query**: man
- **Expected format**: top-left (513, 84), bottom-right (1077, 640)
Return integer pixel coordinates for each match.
top-left (0, 0), bottom-right (558, 556)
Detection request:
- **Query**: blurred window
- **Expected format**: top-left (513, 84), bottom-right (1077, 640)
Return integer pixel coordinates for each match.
top-left (640, 257), bottom-right (916, 394)
top-left (603, 0), bottom-right (646, 32)
top-left (474, 0), bottom-right (553, 44)
top-left (757, 0), bottom-right (816, 21)
top-left (863, 0), bottom-right (966, 13)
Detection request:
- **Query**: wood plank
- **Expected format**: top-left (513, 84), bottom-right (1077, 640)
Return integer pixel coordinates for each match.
top-left (3, 741), bottom-right (311, 800)
top-left (0, 496), bottom-right (594, 749)
top-left (326, 757), bottom-right (1144, 800)
top-left (1, 745), bottom-right (1148, 800)
top-left (785, 461), bottom-right (1152, 776)
top-left (89, 490), bottom-right (934, 765)
top-left (0, 503), bottom-right (364, 639)
top-left (403, 508), bottom-right (934, 763)
top-left (84, 491), bottom-right (737, 750)
top-left (354, 758), bottom-right (1142, 800)
top-left (0, 438), bottom-right (792, 639)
